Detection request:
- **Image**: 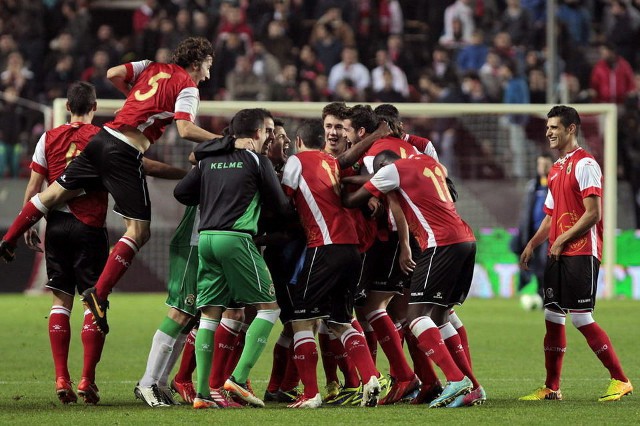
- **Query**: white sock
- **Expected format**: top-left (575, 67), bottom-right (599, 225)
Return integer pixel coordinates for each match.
top-left (157, 332), bottom-right (188, 387)
top-left (139, 330), bottom-right (177, 387)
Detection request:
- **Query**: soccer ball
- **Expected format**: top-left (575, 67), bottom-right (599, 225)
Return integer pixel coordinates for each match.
top-left (520, 294), bottom-right (543, 311)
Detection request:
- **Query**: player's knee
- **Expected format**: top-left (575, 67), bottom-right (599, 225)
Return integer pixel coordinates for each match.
top-left (544, 308), bottom-right (566, 325)
top-left (570, 311), bottom-right (595, 328)
top-left (256, 308), bottom-right (280, 324)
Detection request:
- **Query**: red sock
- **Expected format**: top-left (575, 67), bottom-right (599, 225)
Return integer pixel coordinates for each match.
top-left (224, 329), bottom-right (245, 379)
top-left (364, 327), bottom-right (378, 365)
top-left (266, 334), bottom-right (290, 393)
top-left (341, 328), bottom-right (379, 383)
top-left (406, 332), bottom-right (440, 385)
top-left (330, 334), bottom-right (360, 388)
top-left (279, 343), bottom-right (300, 391)
top-left (318, 331), bottom-right (339, 384)
top-left (81, 310), bottom-right (105, 382)
top-left (4, 199), bottom-right (47, 244)
top-left (293, 331), bottom-right (319, 398)
top-left (49, 306), bottom-right (71, 379)
top-left (210, 319), bottom-right (241, 388)
top-left (351, 318), bottom-right (364, 333)
top-left (578, 322), bottom-right (627, 382)
top-left (410, 317), bottom-right (464, 382)
top-left (174, 329), bottom-right (196, 383)
top-left (544, 320), bottom-right (566, 390)
top-left (449, 309), bottom-right (472, 367)
top-left (395, 320), bottom-right (406, 346)
top-left (367, 309), bottom-right (414, 381)
top-left (94, 237), bottom-right (139, 300)
top-left (441, 324), bottom-right (478, 388)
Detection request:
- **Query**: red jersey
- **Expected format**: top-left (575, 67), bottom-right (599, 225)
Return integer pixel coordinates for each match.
top-left (543, 147), bottom-right (603, 259)
top-left (31, 123), bottom-right (108, 227)
top-left (282, 150), bottom-right (359, 248)
top-left (341, 165), bottom-right (377, 253)
top-left (361, 136), bottom-right (420, 173)
top-left (105, 61), bottom-right (199, 144)
top-left (363, 155), bottom-right (475, 250)
top-left (403, 133), bottom-right (439, 162)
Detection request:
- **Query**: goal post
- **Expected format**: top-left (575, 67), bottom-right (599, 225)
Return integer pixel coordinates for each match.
top-left (51, 99), bottom-right (619, 297)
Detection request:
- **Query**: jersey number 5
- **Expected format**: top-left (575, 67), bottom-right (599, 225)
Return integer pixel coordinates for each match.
top-left (134, 72), bottom-right (171, 101)
top-left (423, 166), bottom-right (453, 202)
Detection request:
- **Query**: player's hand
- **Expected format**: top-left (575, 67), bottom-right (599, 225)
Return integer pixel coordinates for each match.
top-left (398, 247), bottom-right (416, 274)
top-left (368, 197), bottom-right (383, 218)
top-left (519, 245), bottom-right (533, 270)
top-left (24, 228), bottom-right (43, 253)
top-left (549, 238), bottom-right (566, 261)
top-left (373, 120), bottom-right (392, 138)
top-left (235, 138), bottom-right (256, 151)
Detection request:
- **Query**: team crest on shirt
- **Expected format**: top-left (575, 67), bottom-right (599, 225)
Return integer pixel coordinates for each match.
top-left (185, 294), bottom-right (195, 306)
top-left (566, 162), bottom-right (572, 174)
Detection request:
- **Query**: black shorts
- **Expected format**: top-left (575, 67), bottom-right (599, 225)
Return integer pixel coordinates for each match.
top-left (291, 244), bottom-right (361, 324)
top-left (543, 255), bottom-right (600, 311)
top-left (355, 233), bottom-right (420, 306)
top-left (57, 129), bottom-right (150, 221)
top-left (44, 211), bottom-right (109, 296)
top-left (409, 241), bottom-right (476, 307)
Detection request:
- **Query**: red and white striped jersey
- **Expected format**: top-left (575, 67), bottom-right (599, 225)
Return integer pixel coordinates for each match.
top-left (105, 61), bottom-right (199, 144)
top-left (282, 150), bottom-right (359, 248)
top-left (363, 155), bottom-right (475, 250)
top-left (543, 147), bottom-right (603, 259)
top-left (31, 122), bottom-right (108, 227)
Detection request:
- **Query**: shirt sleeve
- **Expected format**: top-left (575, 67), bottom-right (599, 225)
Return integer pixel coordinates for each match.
top-left (174, 86), bottom-right (199, 122)
top-left (125, 60), bottom-right (152, 83)
top-left (281, 155), bottom-right (302, 195)
top-left (543, 186), bottom-right (554, 216)
top-left (575, 157), bottom-right (602, 198)
top-left (173, 165), bottom-right (202, 206)
top-left (363, 164), bottom-right (400, 198)
top-left (30, 132), bottom-right (47, 175)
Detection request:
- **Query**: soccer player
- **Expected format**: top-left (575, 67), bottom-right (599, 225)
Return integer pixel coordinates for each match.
top-left (173, 108), bottom-right (290, 409)
top-left (343, 149), bottom-right (484, 408)
top-left (519, 105), bottom-right (633, 402)
top-left (282, 119), bottom-right (382, 409)
top-left (0, 37), bottom-right (222, 335)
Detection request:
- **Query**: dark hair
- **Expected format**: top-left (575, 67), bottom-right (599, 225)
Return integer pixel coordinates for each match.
top-left (547, 105), bottom-right (581, 129)
top-left (255, 108), bottom-right (274, 121)
top-left (372, 149), bottom-right (400, 172)
top-left (233, 108), bottom-right (265, 137)
top-left (67, 81), bottom-right (96, 115)
top-left (274, 118), bottom-right (285, 127)
top-left (348, 104), bottom-right (378, 134)
top-left (172, 37), bottom-right (214, 69)
top-left (296, 119), bottom-right (325, 149)
top-left (373, 103), bottom-right (400, 121)
top-left (322, 101), bottom-right (349, 121)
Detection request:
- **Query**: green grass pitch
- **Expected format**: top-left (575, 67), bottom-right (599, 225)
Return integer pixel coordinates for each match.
top-left (0, 294), bottom-right (638, 425)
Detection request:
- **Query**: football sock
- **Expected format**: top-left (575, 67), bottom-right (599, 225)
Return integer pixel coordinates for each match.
top-left (231, 309), bottom-right (280, 384)
top-left (410, 316), bottom-right (464, 382)
top-left (544, 310), bottom-right (567, 390)
top-left (362, 322), bottom-right (378, 365)
top-left (195, 317), bottom-right (219, 396)
top-left (209, 318), bottom-right (242, 389)
top-left (449, 309), bottom-right (472, 367)
top-left (577, 321), bottom-right (627, 382)
top-left (394, 319), bottom-right (406, 346)
top-left (367, 309), bottom-right (414, 381)
top-left (174, 328), bottom-right (197, 383)
top-left (441, 322), bottom-right (479, 388)
top-left (340, 328), bottom-right (379, 383)
top-left (279, 342), bottom-right (300, 391)
top-left (94, 236), bottom-right (139, 300)
top-left (158, 330), bottom-right (188, 387)
top-left (139, 317), bottom-right (182, 387)
top-left (266, 333), bottom-right (291, 393)
top-left (3, 196), bottom-right (47, 244)
top-left (224, 325), bottom-right (246, 380)
top-left (49, 305), bottom-right (71, 380)
top-left (318, 325), bottom-right (339, 384)
top-left (406, 332), bottom-right (440, 386)
top-left (329, 332), bottom-right (360, 388)
top-left (351, 318), bottom-right (364, 333)
top-left (293, 330), bottom-right (320, 398)
top-left (81, 308), bottom-right (105, 383)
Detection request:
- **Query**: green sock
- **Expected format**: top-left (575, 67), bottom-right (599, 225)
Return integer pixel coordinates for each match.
top-left (231, 311), bottom-right (278, 383)
top-left (195, 318), bottom-right (219, 397)
top-left (158, 316), bottom-right (183, 339)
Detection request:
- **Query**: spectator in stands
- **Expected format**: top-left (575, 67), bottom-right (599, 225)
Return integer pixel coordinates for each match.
top-left (154, 47), bottom-right (171, 64)
top-left (0, 51), bottom-right (35, 99)
top-left (327, 46), bottom-right (371, 97)
top-left (225, 55), bottom-right (267, 101)
top-left (315, 6), bottom-right (356, 47)
top-left (0, 86), bottom-right (26, 178)
top-left (217, 5), bottom-right (253, 44)
top-left (92, 25), bottom-right (121, 68)
top-left (425, 44), bottom-right (459, 89)
top-left (371, 48), bottom-right (409, 99)
top-left (498, 0), bottom-right (534, 48)
top-left (556, 0), bottom-right (591, 48)
top-left (603, 0), bottom-right (640, 69)
top-left (479, 50), bottom-right (505, 102)
top-left (621, 73), bottom-right (640, 228)
top-left (297, 45), bottom-right (325, 84)
top-left (528, 67), bottom-right (547, 104)
top-left (373, 68), bottom-right (406, 103)
top-left (440, 0), bottom-right (475, 47)
top-left (378, 0), bottom-right (404, 37)
top-left (589, 43), bottom-right (636, 105)
top-left (0, 34), bottom-right (18, 71)
top-left (439, 16), bottom-right (469, 50)
top-left (262, 20), bottom-right (294, 66)
top-left (174, 9), bottom-right (192, 44)
top-left (299, 79), bottom-right (319, 102)
top-left (499, 60), bottom-right (530, 178)
top-left (133, 0), bottom-right (157, 35)
top-left (212, 31), bottom-right (250, 96)
top-left (44, 32), bottom-right (78, 82)
top-left (311, 22), bottom-right (344, 73)
top-left (385, 34), bottom-right (418, 84)
top-left (252, 41), bottom-right (281, 92)
top-left (44, 55), bottom-right (77, 104)
top-left (461, 71), bottom-right (490, 103)
top-left (272, 63), bottom-right (301, 102)
top-left (456, 29), bottom-right (489, 76)
top-left (521, 0), bottom-right (547, 48)
top-left (491, 31), bottom-right (520, 65)
top-left (81, 50), bottom-right (122, 99)
top-left (192, 10), bottom-right (214, 39)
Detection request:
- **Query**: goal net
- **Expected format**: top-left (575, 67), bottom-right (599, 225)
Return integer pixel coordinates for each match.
top-left (52, 99), bottom-right (621, 299)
